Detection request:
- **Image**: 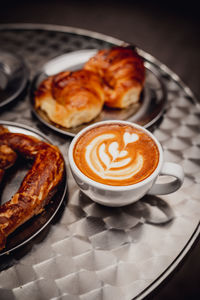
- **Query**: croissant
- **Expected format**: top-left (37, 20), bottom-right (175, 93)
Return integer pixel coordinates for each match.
top-left (0, 126), bottom-right (65, 250)
top-left (35, 69), bottom-right (105, 128)
top-left (84, 46), bottom-right (145, 108)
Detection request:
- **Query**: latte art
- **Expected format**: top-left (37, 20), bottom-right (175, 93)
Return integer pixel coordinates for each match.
top-left (74, 124), bottom-right (159, 186)
top-left (85, 133), bottom-right (143, 181)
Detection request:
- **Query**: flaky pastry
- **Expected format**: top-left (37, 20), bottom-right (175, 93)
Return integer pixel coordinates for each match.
top-left (35, 70), bottom-right (105, 128)
top-left (84, 46), bottom-right (145, 108)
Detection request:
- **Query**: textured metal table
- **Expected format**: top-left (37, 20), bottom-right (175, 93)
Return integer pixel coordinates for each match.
top-left (0, 24), bottom-right (200, 300)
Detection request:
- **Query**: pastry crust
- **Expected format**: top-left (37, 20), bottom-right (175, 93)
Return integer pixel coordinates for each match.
top-left (0, 126), bottom-right (65, 250)
top-left (35, 70), bottom-right (105, 128)
top-left (34, 47), bottom-right (145, 128)
top-left (84, 46), bottom-right (145, 108)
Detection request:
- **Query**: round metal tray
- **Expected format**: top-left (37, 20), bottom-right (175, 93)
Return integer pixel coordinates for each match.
top-left (0, 24), bottom-right (199, 300)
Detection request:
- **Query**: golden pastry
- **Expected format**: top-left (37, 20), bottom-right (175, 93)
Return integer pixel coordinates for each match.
top-left (35, 69), bottom-right (105, 128)
top-left (84, 46), bottom-right (145, 108)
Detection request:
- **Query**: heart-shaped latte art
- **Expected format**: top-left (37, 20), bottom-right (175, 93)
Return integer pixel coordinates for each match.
top-left (108, 142), bottom-right (128, 160)
top-left (123, 132), bottom-right (139, 146)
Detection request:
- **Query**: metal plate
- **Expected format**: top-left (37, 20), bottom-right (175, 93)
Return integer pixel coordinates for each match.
top-left (30, 49), bottom-right (167, 136)
top-left (0, 51), bottom-right (29, 108)
top-left (0, 121), bottom-right (67, 256)
top-left (0, 24), bottom-right (200, 300)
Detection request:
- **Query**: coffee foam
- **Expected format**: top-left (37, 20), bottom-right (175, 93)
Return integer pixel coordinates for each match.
top-left (85, 133), bottom-right (143, 181)
top-left (74, 124), bottom-right (159, 186)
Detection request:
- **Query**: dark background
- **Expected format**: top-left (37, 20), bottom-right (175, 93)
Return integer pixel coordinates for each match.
top-left (1, 0), bottom-right (200, 299)
top-left (1, 0), bottom-right (200, 100)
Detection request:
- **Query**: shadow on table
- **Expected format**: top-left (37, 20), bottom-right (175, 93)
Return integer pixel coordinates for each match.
top-left (79, 191), bottom-right (174, 229)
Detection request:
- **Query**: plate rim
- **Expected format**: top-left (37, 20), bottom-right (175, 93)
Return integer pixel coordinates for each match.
top-left (0, 120), bottom-right (68, 256)
top-left (0, 51), bottom-right (29, 108)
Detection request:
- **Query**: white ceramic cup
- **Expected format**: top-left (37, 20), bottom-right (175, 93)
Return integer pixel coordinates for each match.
top-left (68, 120), bottom-right (184, 207)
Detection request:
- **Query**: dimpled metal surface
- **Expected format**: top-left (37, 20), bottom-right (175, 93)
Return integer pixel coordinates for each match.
top-left (0, 25), bottom-right (200, 300)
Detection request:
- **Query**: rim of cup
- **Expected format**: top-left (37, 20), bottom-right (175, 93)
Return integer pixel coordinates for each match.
top-left (68, 120), bottom-right (164, 191)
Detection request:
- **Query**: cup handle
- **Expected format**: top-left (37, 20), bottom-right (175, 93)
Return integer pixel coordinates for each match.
top-left (148, 162), bottom-right (184, 195)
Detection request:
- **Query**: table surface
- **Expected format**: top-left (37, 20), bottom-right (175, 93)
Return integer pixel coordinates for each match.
top-left (0, 1), bottom-right (200, 299)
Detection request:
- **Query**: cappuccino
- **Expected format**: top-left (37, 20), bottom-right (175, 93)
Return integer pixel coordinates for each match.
top-left (73, 123), bottom-right (159, 186)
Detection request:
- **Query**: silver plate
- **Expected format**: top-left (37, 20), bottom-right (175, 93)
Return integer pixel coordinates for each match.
top-left (30, 49), bottom-right (167, 136)
top-left (0, 121), bottom-right (67, 256)
top-left (0, 51), bottom-right (29, 108)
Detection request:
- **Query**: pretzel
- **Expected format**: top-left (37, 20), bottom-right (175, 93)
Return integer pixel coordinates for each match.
top-left (0, 126), bottom-right (65, 251)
